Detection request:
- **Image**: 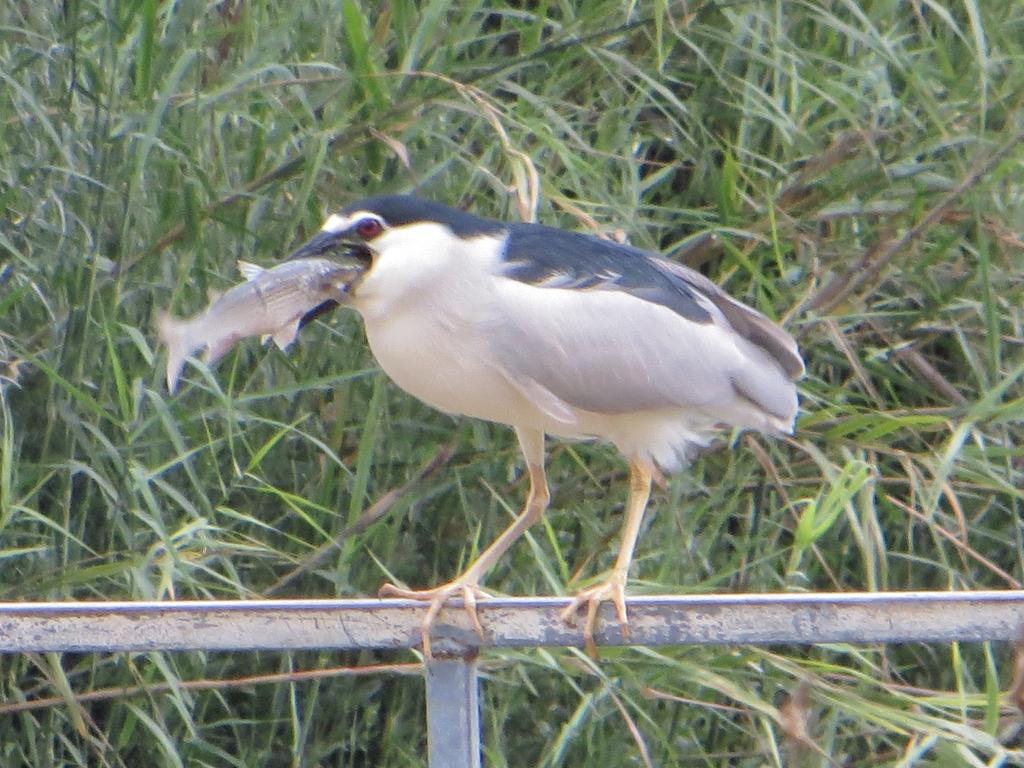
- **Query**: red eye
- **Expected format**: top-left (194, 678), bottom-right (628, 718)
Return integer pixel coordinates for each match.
top-left (355, 217), bottom-right (383, 239)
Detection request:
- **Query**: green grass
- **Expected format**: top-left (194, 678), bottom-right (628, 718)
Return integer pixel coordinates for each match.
top-left (2, 0), bottom-right (1023, 765)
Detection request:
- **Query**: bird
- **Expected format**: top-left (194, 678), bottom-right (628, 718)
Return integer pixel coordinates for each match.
top-left (286, 195), bottom-right (804, 657)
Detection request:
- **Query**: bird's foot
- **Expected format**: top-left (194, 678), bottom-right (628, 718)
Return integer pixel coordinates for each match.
top-left (378, 579), bottom-right (491, 659)
top-left (560, 574), bottom-right (629, 658)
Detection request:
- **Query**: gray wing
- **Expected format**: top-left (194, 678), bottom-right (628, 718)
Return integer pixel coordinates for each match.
top-left (489, 272), bottom-right (800, 431)
top-left (654, 257), bottom-right (805, 381)
top-left (501, 224), bottom-right (804, 380)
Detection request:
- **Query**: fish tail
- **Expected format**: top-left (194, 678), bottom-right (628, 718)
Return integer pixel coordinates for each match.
top-left (157, 312), bottom-right (198, 392)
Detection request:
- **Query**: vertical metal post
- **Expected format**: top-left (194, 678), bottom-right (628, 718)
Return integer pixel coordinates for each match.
top-left (425, 656), bottom-right (481, 768)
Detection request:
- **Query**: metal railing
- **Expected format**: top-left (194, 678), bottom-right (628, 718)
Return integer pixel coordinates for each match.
top-left (2, 591), bottom-right (1024, 767)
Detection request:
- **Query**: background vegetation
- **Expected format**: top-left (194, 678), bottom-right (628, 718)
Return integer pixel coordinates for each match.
top-left (2, 0), bottom-right (1023, 765)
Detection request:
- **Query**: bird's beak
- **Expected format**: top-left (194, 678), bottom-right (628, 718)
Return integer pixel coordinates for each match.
top-left (286, 230), bottom-right (370, 328)
top-left (288, 230), bottom-right (352, 260)
top-left (287, 229), bottom-right (372, 289)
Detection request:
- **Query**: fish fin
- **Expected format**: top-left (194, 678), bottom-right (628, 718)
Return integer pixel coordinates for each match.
top-left (205, 333), bottom-right (242, 365)
top-left (271, 319), bottom-right (302, 351)
top-left (157, 311), bottom-right (199, 393)
top-left (237, 260), bottom-right (264, 281)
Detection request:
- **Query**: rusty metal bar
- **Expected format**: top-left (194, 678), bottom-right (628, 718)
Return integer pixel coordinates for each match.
top-left (0, 591), bottom-right (1022, 654)
top-left (2, 592), bottom-right (1022, 768)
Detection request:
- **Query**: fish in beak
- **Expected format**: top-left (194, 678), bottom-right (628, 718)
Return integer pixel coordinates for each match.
top-left (158, 256), bottom-right (365, 392)
top-left (284, 227), bottom-right (375, 328)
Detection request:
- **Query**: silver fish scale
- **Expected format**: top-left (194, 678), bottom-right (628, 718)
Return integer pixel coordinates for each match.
top-left (249, 259), bottom-right (349, 310)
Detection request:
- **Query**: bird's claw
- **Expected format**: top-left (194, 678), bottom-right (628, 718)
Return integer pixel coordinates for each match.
top-left (560, 577), bottom-right (630, 658)
top-left (378, 580), bottom-right (491, 658)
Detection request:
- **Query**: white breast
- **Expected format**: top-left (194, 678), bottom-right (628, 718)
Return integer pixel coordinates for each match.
top-left (363, 308), bottom-right (528, 421)
top-left (351, 226), bottom-right (547, 429)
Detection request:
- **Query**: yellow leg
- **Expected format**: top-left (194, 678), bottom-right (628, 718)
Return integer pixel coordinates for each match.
top-left (560, 459), bottom-right (653, 657)
top-left (379, 428), bottom-right (549, 658)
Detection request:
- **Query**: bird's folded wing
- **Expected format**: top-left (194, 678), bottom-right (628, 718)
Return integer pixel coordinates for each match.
top-left (490, 278), bottom-right (797, 428)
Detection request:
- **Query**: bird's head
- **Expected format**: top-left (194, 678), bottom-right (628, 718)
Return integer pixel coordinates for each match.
top-left (287, 195), bottom-right (506, 313)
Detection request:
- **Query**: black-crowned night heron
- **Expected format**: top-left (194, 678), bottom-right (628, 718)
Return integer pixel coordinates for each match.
top-left (288, 195), bottom-right (804, 656)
